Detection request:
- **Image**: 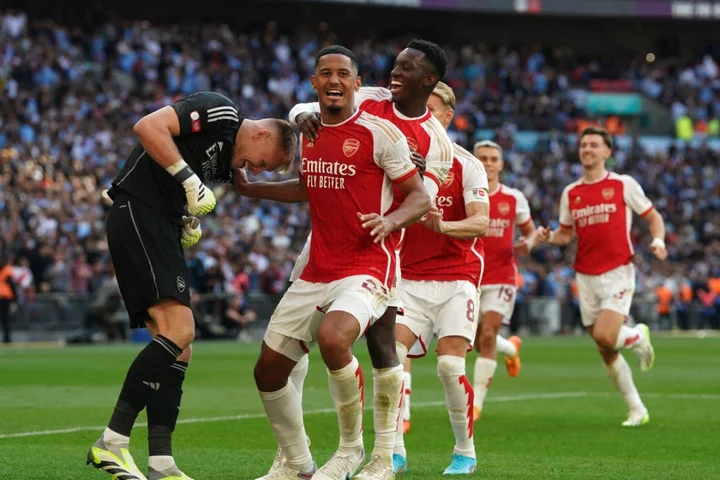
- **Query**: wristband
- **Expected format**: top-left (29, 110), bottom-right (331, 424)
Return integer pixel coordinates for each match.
top-left (166, 159), bottom-right (195, 183)
top-left (650, 237), bottom-right (665, 249)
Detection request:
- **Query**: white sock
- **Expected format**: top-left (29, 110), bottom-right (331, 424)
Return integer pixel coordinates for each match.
top-left (327, 356), bottom-right (364, 454)
top-left (102, 427), bottom-right (130, 446)
top-left (605, 355), bottom-right (645, 412)
top-left (496, 335), bottom-right (517, 357)
top-left (290, 354), bottom-right (309, 404)
top-left (473, 357), bottom-right (497, 411)
top-left (258, 383), bottom-right (314, 472)
top-left (615, 325), bottom-right (643, 350)
top-left (372, 365), bottom-right (404, 463)
top-left (438, 355), bottom-right (476, 458)
top-left (148, 455), bottom-right (175, 471)
top-left (402, 371), bottom-right (412, 422)
top-left (394, 343), bottom-right (409, 458)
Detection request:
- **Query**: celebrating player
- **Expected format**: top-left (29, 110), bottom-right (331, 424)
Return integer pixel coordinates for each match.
top-left (471, 139), bottom-right (536, 421)
top-left (391, 81), bottom-right (489, 475)
top-left (282, 38), bottom-right (453, 475)
top-left (536, 126), bottom-right (666, 426)
top-left (246, 46), bottom-right (431, 480)
top-left (87, 92), bottom-right (297, 480)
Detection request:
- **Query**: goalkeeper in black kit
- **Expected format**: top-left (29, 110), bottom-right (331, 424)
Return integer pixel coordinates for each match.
top-left (87, 91), bottom-right (297, 480)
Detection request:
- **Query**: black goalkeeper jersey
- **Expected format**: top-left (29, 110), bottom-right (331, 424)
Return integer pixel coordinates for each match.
top-left (109, 92), bottom-right (243, 223)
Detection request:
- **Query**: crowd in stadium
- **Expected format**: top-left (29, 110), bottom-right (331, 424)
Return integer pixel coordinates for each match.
top-left (1, 9), bottom-right (719, 331)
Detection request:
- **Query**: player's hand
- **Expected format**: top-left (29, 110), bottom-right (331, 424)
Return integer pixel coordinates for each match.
top-left (296, 112), bottom-right (322, 142)
top-left (534, 226), bottom-right (550, 244)
top-left (358, 212), bottom-right (397, 243)
top-left (420, 206), bottom-right (444, 233)
top-left (181, 175), bottom-right (216, 216)
top-left (410, 152), bottom-right (426, 177)
top-left (514, 236), bottom-right (531, 256)
top-left (650, 238), bottom-right (668, 261)
top-left (181, 216), bottom-right (202, 248)
top-left (231, 167), bottom-right (249, 194)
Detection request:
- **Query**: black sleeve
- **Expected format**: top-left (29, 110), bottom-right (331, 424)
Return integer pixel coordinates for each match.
top-left (171, 92), bottom-right (240, 137)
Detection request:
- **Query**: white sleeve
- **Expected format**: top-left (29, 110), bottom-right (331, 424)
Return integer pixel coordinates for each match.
top-left (288, 87), bottom-right (391, 125)
top-left (622, 175), bottom-right (654, 216)
top-left (514, 190), bottom-right (531, 226)
top-left (423, 118), bottom-right (454, 189)
top-left (377, 134), bottom-right (417, 183)
top-left (459, 152), bottom-right (489, 205)
top-left (288, 102), bottom-right (320, 126)
top-left (356, 86), bottom-right (393, 104)
top-left (558, 186), bottom-right (574, 228)
top-left (368, 120), bottom-right (417, 183)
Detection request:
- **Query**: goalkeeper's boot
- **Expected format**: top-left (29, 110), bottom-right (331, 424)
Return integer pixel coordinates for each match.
top-left (86, 436), bottom-right (147, 480)
top-left (148, 465), bottom-right (194, 480)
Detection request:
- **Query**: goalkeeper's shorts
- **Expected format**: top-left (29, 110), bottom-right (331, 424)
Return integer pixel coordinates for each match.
top-left (106, 191), bottom-right (191, 328)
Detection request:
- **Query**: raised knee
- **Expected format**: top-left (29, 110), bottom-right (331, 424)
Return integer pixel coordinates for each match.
top-left (593, 330), bottom-right (615, 350)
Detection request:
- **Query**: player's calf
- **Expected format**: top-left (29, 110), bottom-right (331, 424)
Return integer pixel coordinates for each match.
top-left (254, 341), bottom-right (315, 474)
top-left (437, 337), bottom-right (476, 462)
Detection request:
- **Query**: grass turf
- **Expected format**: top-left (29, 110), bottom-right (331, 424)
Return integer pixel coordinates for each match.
top-left (0, 335), bottom-right (718, 479)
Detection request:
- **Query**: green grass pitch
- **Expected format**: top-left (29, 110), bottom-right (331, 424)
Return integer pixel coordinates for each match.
top-left (0, 336), bottom-right (718, 479)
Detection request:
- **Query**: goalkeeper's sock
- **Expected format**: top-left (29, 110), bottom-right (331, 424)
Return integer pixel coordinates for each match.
top-left (147, 361), bottom-right (188, 457)
top-left (107, 336), bottom-right (182, 437)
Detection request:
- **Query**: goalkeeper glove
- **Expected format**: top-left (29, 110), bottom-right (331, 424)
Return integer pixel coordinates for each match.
top-left (167, 159), bottom-right (216, 216)
top-left (181, 215), bottom-right (202, 248)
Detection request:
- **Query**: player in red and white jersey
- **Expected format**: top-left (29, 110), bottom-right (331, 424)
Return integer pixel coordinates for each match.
top-left (471, 140), bottom-right (539, 422)
top-left (238, 47), bottom-right (431, 480)
top-left (289, 40), bottom-right (454, 319)
top-left (536, 126), bottom-right (668, 427)
top-left (390, 82), bottom-right (489, 476)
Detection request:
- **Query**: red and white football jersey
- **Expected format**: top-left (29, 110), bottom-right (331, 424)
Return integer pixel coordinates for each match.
top-left (401, 144), bottom-right (489, 287)
top-left (481, 184), bottom-right (532, 286)
top-left (559, 171), bottom-right (654, 276)
top-left (289, 87), bottom-right (453, 192)
top-left (299, 109), bottom-right (417, 286)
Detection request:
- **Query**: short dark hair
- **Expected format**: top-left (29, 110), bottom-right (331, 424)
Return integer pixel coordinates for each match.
top-left (270, 119), bottom-right (299, 174)
top-left (406, 39), bottom-right (448, 81)
top-left (579, 126), bottom-right (613, 150)
top-left (315, 45), bottom-right (359, 72)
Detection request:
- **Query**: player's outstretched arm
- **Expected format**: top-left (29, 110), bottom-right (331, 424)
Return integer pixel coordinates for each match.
top-left (514, 220), bottom-right (538, 256)
top-left (643, 209), bottom-right (668, 260)
top-left (422, 198), bottom-right (489, 239)
top-left (232, 168), bottom-right (308, 203)
top-left (537, 225), bottom-right (574, 246)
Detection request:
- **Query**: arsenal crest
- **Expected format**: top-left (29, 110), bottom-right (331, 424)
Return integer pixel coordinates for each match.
top-left (574, 196), bottom-right (582, 204)
top-left (498, 202), bottom-right (510, 215)
top-left (407, 137), bottom-right (419, 153)
top-left (343, 138), bottom-right (360, 157)
top-left (601, 187), bottom-right (615, 200)
top-left (442, 171), bottom-right (455, 188)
